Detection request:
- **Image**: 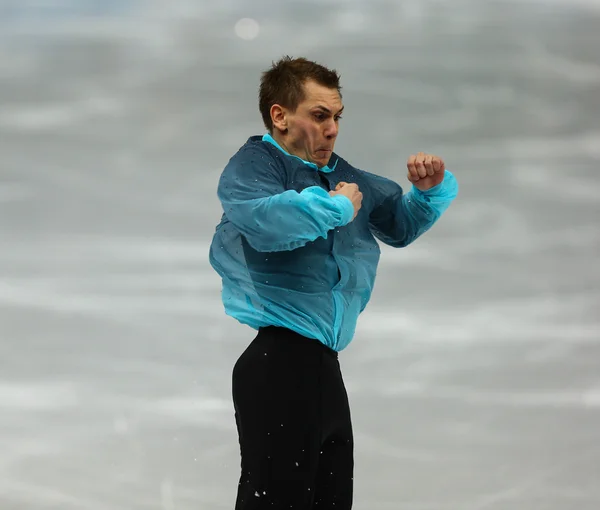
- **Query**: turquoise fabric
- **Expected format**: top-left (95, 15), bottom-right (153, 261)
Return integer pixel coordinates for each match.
top-left (209, 135), bottom-right (458, 351)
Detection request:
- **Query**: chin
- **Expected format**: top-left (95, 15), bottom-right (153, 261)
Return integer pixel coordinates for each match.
top-left (314, 153), bottom-right (332, 167)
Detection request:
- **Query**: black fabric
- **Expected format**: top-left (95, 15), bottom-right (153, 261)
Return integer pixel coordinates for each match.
top-left (232, 326), bottom-right (354, 509)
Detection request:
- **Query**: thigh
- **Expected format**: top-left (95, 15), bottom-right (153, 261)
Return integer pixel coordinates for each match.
top-left (313, 428), bottom-right (354, 509)
top-left (232, 332), bottom-right (324, 509)
top-left (313, 356), bottom-right (354, 509)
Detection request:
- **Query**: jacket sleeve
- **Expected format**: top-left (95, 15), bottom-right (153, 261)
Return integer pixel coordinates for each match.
top-left (367, 170), bottom-right (458, 248)
top-left (217, 149), bottom-right (355, 252)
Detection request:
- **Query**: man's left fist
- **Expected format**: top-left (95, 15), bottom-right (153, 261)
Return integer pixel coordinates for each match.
top-left (407, 152), bottom-right (445, 191)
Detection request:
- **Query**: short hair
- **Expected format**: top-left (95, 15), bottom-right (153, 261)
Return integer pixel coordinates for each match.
top-left (259, 56), bottom-right (342, 132)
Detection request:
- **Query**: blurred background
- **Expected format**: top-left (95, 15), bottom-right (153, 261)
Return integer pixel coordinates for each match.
top-left (1, 0), bottom-right (599, 509)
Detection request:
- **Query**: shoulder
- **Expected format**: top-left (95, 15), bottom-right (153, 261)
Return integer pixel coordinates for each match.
top-left (224, 136), bottom-right (287, 172)
top-left (228, 136), bottom-right (274, 163)
top-left (331, 153), bottom-right (399, 189)
top-left (331, 153), bottom-right (404, 210)
top-left (218, 136), bottom-right (286, 190)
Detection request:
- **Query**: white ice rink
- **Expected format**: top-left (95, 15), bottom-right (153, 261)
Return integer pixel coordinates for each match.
top-left (1, 0), bottom-right (599, 508)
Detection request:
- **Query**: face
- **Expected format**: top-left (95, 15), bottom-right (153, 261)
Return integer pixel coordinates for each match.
top-left (271, 80), bottom-right (344, 168)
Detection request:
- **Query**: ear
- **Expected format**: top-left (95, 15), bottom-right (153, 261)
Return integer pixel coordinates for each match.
top-left (270, 104), bottom-right (288, 133)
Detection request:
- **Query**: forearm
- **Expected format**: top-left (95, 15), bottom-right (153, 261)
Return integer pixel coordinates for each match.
top-left (371, 170), bottom-right (458, 247)
top-left (220, 186), bottom-right (355, 252)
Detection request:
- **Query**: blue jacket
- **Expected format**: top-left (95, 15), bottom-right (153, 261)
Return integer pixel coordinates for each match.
top-left (209, 134), bottom-right (458, 351)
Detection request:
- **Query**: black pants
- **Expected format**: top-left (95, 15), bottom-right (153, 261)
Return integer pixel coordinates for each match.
top-left (232, 326), bottom-right (354, 509)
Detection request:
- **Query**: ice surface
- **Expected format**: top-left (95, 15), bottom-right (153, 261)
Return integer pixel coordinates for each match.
top-left (1, 0), bottom-right (599, 509)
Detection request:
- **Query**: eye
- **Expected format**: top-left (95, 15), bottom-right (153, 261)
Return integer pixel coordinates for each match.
top-left (313, 113), bottom-right (325, 121)
top-left (334, 115), bottom-right (342, 122)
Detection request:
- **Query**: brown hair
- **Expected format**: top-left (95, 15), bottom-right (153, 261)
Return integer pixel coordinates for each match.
top-left (259, 56), bottom-right (342, 132)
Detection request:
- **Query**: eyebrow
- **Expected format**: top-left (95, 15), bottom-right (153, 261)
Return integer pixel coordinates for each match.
top-left (313, 105), bottom-right (344, 115)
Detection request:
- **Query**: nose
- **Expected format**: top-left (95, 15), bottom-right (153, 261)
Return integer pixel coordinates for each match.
top-left (324, 118), bottom-right (339, 139)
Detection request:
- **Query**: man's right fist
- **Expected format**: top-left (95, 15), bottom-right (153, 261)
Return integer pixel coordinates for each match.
top-left (329, 182), bottom-right (363, 220)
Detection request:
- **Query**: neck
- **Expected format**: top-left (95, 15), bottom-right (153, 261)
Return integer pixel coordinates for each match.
top-left (271, 130), bottom-right (292, 155)
top-left (271, 130), bottom-right (318, 167)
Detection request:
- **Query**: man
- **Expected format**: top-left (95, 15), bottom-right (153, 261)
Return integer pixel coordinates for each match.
top-left (208, 56), bottom-right (458, 509)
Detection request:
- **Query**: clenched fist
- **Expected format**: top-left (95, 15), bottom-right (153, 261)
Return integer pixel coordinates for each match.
top-left (329, 182), bottom-right (363, 221)
top-left (407, 152), bottom-right (446, 191)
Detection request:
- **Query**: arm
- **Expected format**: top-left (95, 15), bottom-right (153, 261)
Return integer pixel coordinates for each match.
top-left (368, 170), bottom-right (458, 248)
top-left (217, 149), bottom-right (355, 252)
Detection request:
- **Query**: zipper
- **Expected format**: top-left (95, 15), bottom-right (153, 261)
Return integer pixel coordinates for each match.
top-left (320, 171), bottom-right (344, 348)
top-left (331, 231), bottom-right (344, 349)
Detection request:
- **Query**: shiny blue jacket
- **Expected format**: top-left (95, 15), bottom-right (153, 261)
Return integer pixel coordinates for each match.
top-left (209, 134), bottom-right (458, 351)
